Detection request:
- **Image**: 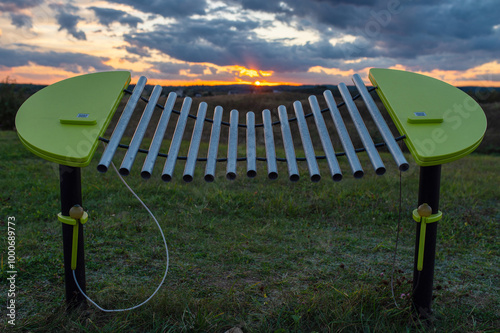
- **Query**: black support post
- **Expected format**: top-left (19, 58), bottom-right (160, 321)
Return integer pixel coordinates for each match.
top-left (412, 164), bottom-right (441, 318)
top-left (59, 165), bottom-right (86, 309)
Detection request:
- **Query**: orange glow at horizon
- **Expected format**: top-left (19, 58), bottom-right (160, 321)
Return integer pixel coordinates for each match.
top-left (1, 62), bottom-right (500, 87)
top-left (145, 77), bottom-right (301, 87)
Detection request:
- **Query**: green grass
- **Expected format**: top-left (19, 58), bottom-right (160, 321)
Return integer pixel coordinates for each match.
top-left (0, 130), bottom-right (499, 332)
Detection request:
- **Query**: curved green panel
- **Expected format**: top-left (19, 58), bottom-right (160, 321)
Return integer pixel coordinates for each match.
top-left (16, 71), bottom-right (131, 167)
top-left (369, 68), bottom-right (487, 166)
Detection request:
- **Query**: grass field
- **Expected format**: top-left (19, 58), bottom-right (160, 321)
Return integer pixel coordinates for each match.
top-left (1, 85), bottom-right (500, 332)
top-left (0, 123), bottom-right (498, 332)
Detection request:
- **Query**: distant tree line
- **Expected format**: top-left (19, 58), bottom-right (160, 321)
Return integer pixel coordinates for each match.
top-left (0, 78), bottom-right (32, 130)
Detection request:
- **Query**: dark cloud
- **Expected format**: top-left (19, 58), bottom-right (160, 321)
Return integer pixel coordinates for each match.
top-left (90, 6), bottom-right (143, 28)
top-left (124, 18), bottom-right (324, 72)
top-left (1, 0), bottom-right (499, 84)
top-left (0, 0), bottom-right (39, 30)
top-left (151, 62), bottom-right (212, 76)
top-left (153, 62), bottom-right (192, 75)
top-left (142, 62), bottom-right (244, 83)
top-left (364, 1), bottom-right (500, 70)
top-left (10, 13), bottom-right (33, 28)
top-left (0, 46), bottom-right (112, 72)
top-left (49, 3), bottom-right (86, 40)
top-left (186, 64), bottom-right (206, 75)
top-left (55, 12), bottom-right (86, 40)
top-left (106, 0), bottom-right (208, 18)
top-left (219, 0), bottom-right (500, 72)
top-left (224, 0), bottom-right (286, 13)
top-left (0, 0), bottom-right (44, 11)
top-left (229, 0), bottom-right (380, 28)
top-left (476, 72), bottom-right (500, 82)
top-left (124, 45), bottom-right (150, 57)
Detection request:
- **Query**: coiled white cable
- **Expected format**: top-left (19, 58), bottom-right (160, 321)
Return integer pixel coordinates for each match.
top-left (73, 160), bottom-right (169, 312)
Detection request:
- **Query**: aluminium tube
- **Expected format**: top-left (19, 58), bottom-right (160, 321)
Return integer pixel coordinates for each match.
top-left (204, 106), bottom-right (223, 182)
top-left (97, 76), bottom-right (147, 173)
top-left (119, 85), bottom-right (162, 176)
top-left (308, 95), bottom-right (342, 181)
top-left (338, 83), bottom-right (386, 175)
top-left (246, 112), bottom-right (257, 178)
top-left (278, 105), bottom-right (300, 182)
top-left (262, 109), bottom-right (278, 180)
top-left (183, 102), bottom-right (208, 182)
top-left (293, 101), bottom-right (321, 182)
top-left (161, 97), bottom-right (192, 181)
top-left (226, 109), bottom-right (239, 180)
top-left (352, 74), bottom-right (409, 172)
top-left (141, 92), bottom-right (177, 179)
top-left (323, 90), bottom-right (364, 178)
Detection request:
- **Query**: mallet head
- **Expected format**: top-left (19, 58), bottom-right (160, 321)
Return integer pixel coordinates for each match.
top-left (69, 204), bottom-right (84, 220)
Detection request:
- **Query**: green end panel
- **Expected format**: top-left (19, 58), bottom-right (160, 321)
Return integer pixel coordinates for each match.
top-left (369, 68), bottom-right (487, 166)
top-left (16, 71), bottom-right (131, 167)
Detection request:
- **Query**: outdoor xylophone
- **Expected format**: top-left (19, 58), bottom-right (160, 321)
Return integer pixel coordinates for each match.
top-left (15, 68), bottom-right (487, 317)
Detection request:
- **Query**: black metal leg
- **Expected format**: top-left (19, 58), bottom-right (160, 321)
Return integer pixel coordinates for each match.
top-left (412, 164), bottom-right (441, 318)
top-left (59, 165), bottom-right (86, 309)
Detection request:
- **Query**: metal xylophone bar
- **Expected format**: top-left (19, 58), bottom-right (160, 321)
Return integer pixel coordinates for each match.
top-left (339, 82), bottom-right (386, 175)
top-left (162, 97), bottom-right (192, 181)
top-left (293, 100), bottom-right (321, 182)
top-left (323, 89), bottom-right (364, 178)
top-left (309, 95), bottom-right (342, 181)
top-left (183, 102), bottom-right (208, 182)
top-left (352, 74), bottom-right (409, 172)
top-left (278, 105), bottom-right (300, 182)
top-left (119, 84), bottom-right (162, 176)
top-left (97, 76), bottom-right (147, 173)
top-left (204, 106), bottom-right (223, 182)
top-left (97, 76), bottom-right (409, 180)
top-left (141, 92), bottom-right (177, 179)
top-left (263, 109), bottom-right (278, 180)
top-left (226, 109), bottom-right (239, 180)
top-left (246, 112), bottom-right (257, 178)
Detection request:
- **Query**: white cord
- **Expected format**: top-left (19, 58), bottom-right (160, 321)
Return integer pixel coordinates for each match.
top-left (72, 160), bottom-right (169, 312)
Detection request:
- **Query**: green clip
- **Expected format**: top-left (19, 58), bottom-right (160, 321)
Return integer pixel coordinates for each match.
top-left (57, 212), bottom-right (88, 225)
top-left (57, 212), bottom-right (88, 269)
top-left (412, 209), bottom-right (442, 271)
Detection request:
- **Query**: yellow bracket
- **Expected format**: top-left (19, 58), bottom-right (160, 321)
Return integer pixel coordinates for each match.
top-left (412, 209), bottom-right (442, 271)
top-left (58, 212), bottom-right (88, 225)
top-left (58, 212), bottom-right (88, 270)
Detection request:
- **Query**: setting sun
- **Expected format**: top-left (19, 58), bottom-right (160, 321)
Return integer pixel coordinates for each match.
top-left (254, 81), bottom-right (261, 86)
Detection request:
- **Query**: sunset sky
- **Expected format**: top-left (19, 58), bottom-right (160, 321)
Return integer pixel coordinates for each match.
top-left (1, 0), bottom-right (499, 87)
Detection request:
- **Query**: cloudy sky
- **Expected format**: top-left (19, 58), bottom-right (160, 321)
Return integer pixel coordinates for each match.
top-left (1, 0), bottom-right (499, 86)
